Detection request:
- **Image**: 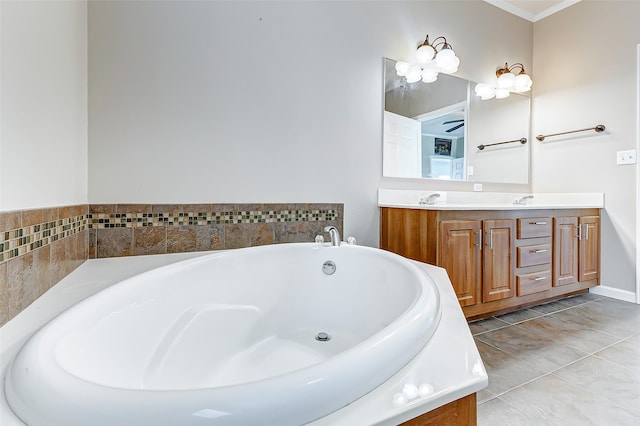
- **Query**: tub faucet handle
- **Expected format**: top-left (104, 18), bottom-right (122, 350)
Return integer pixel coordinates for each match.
top-left (346, 236), bottom-right (357, 245)
top-left (324, 226), bottom-right (341, 247)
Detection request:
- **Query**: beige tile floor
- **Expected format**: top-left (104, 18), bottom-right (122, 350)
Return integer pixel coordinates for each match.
top-left (469, 293), bottom-right (640, 426)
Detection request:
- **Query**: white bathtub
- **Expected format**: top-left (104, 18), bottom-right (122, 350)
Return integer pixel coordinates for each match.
top-left (4, 243), bottom-right (443, 426)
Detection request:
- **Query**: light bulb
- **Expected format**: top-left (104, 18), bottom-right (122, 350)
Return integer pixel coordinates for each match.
top-left (497, 72), bottom-right (516, 89)
top-left (422, 61), bottom-right (439, 82)
top-left (395, 61), bottom-right (410, 77)
top-left (440, 55), bottom-right (460, 74)
top-left (416, 44), bottom-right (435, 64)
top-left (495, 88), bottom-right (510, 99)
top-left (435, 49), bottom-right (457, 72)
top-left (514, 73), bottom-right (533, 92)
top-left (474, 83), bottom-right (495, 99)
top-left (405, 65), bottom-right (422, 83)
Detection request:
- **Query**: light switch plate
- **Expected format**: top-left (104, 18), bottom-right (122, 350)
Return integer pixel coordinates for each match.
top-left (617, 150), bottom-right (637, 165)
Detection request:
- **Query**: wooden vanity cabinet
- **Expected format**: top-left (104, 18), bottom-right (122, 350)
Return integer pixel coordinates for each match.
top-left (553, 215), bottom-right (600, 286)
top-left (380, 207), bottom-right (600, 319)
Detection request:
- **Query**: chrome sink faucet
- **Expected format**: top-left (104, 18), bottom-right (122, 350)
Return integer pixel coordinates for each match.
top-left (419, 193), bottom-right (440, 205)
top-left (514, 195), bottom-right (534, 205)
top-left (324, 226), bottom-right (341, 246)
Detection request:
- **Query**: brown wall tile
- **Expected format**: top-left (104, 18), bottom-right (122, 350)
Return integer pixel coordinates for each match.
top-left (236, 203), bottom-right (264, 212)
top-left (195, 224), bottom-right (224, 251)
top-left (225, 224), bottom-right (251, 249)
top-left (88, 228), bottom-right (97, 259)
top-left (33, 245), bottom-right (51, 297)
top-left (7, 255), bottom-right (28, 320)
top-left (58, 205), bottom-right (84, 218)
top-left (50, 239), bottom-right (69, 284)
top-left (167, 226), bottom-right (197, 253)
top-left (0, 211), bottom-right (21, 231)
top-left (275, 221), bottom-right (332, 244)
top-left (116, 204), bottom-right (152, 214)
top-left (89, 204), bottom-right (114, 214)
top-left (0, 262), bottom-right (8, 326)
top-left (22, 209), bottom-right (43, 227)
top-left (41, 207), bottom-right (59, 222)
top-left (133, 227), bottom-right (166, 256)
top-left (250, 223), bottom-right (275, 246)
top-left (97, 228), bottom-right (133, 258)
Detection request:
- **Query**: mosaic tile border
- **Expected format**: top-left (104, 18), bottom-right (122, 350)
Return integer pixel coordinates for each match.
top-left (0, 206), bottom-right (340, 262)
top-left (0, 215), bottom-right (88, 262)
top-left (88, 209), bottom-right (339, 228)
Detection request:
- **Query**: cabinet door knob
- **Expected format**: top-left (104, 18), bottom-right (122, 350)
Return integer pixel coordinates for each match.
top-left (531, 249), bottom-right (548, 253)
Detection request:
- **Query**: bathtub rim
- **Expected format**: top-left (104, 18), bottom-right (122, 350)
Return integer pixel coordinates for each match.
top-left (4, 243), bottom-right (443, 426)
top-left (0, 247), bottom-right (487, 426)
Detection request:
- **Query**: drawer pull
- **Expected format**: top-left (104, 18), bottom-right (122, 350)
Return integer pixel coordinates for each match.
top-left (531, 249), bottom-right (548, 253)
top-left (532, 276), bottom-right (547, 281)
top-left (529, 221), bottom-right (548, 225)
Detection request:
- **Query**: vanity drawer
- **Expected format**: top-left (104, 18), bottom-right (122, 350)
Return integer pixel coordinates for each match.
top-left (517, 217), bottom-right (552, 239)
top-left (518, 244), bottom-right (552, 267)
top-left (517, 270), bottom-right (552, 296)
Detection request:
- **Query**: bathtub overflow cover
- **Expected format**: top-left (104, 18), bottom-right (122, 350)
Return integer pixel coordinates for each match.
top-left (322, 260), bottom-right (336, 275)
top-left (316, 332), bottom-right (331, 342)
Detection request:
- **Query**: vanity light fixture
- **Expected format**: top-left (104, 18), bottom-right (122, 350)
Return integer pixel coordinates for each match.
top-left (474, 62), bottom-right (533, 100)
top-left (395, 34), bottom-right (461, 84)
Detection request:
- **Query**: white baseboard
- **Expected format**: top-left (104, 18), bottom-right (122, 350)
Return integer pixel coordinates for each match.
top-left (589, 285), bottom-right (638, 303)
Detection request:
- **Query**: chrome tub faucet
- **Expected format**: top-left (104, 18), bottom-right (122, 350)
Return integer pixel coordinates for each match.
top-left (324, 226), bottom-right (341, 246)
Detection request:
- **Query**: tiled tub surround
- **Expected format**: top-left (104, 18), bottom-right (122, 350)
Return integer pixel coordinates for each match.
top-left (88, 203), bottom-right (343, 258)
top-left (1, 203), bottom-right (342, 326)
top-left (0, 206), bottom-right (89, 326)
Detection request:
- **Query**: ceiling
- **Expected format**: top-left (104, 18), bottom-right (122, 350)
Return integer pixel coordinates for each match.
top-left (484, 0), bottom-right (581, 22)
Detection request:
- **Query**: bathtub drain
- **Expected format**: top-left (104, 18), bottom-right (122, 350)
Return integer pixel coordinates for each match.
top-left (316, 332), bottom-right (331, 342)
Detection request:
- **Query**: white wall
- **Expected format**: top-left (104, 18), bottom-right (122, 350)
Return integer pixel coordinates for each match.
top-left (532, 2), bottom-right (640, 294)
top-left (88, 0), bottom-right (533, 247)
top-left (0, 0), bottom-right (88, 211)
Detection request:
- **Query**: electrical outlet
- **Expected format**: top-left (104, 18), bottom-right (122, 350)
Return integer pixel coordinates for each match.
top-left (473, 183), bottom-right (483, 192)
top-left (617, 150), bottom-right (637, 165)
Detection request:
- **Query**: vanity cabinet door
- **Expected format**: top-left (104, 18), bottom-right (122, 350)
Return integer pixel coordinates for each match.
top-left (482, 219), bottom-right (516, 302)
top-left (579, 216), bottom-right (600, 282)
top-left (553, 217), bottom-right (578, 286)
top-left (438, 220), bottom-right (482, 307)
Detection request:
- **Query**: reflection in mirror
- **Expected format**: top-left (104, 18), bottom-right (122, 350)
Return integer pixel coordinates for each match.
top-left (467, 91), bottom-right (530, 184)
top-left (384, 58), bottom-right (468, 180)
top-left (383, 58), bottom-right (531, 184)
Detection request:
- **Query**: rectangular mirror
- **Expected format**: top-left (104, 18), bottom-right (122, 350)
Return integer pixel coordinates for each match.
top-left (383, 58), bottom-right (530, 184)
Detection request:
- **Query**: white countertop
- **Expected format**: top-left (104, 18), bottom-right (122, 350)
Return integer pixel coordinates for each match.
top-left (379, 189), bottom-right (604, 211)
top-left (0, 251), bottom-right (486, 426)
